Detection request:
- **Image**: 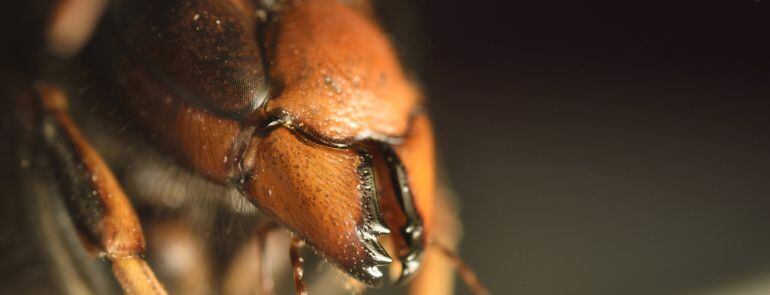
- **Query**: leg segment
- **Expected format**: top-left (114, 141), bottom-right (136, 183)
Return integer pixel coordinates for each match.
top-left (111, 257), bottom-right (166, 294)
top-left (35, 83), bottom-right (167, 295)
top-left (145, 220), bottom-right (211, 295)
top-left (256, 222), bottom-right (280, 295)
top-left (223, 221), bottom-right (286, 295)
top-left (289, 237), bottom-right (308, 295)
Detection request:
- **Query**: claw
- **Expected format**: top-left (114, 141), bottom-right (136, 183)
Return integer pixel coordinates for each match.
top-left (356, 152), bottom-right (394, 267)
top-left (241, 128), bottom-right (393, 285)
top-left (381, 145), bottom-right (427, 284)
top-left (373, 114), bottom-right (437, 285)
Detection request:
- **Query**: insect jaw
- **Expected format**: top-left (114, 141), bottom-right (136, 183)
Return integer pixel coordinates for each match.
top-left (352, 226), bottom-right (391, 285)
top-left (348, 150), bottom-right (394, 286)
top-left (398, 224), bottom-right (425, 282)
top-left (379, 144), bottom-right (427, 284)
top-left (237, 126), bottom-right (404, 287)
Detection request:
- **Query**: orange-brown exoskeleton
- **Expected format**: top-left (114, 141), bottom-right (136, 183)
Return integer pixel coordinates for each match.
top-left (11, 0), bottom-right (488, 294)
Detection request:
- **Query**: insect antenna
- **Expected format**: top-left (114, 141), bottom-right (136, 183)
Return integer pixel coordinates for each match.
top-left (432, 240), bottom-right (490, 295)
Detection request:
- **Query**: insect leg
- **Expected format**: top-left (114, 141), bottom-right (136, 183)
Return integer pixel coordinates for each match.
top-left (289, 237), bottom-right (309, 295)
top-left (34, 83), bottom-right (167, 295)
top-left (255, 222), bottom-right (280, 295)
top-left (223, 221), bottom-right (288, 295)
top-left (145, 220), bottom-right (211, 295)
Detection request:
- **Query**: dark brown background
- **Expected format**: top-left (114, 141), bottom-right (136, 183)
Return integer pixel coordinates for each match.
top-left (3, 0), bottom-right (770, 294)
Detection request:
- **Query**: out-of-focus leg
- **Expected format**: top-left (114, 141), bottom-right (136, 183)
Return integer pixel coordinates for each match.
top-left (289, 237), bottom-right (308, 295)
top-left (223, 222), bottom-right (283, 295)
top-left (145, 220), bottom-right (211, 295)
top-left (35, 83), bottom-right (167, 295)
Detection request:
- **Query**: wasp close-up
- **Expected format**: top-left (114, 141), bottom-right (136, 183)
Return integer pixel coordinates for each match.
top-left (0, 0), bottom-right (488, 294)
top-left (5, 0), bottom-right (770, 294)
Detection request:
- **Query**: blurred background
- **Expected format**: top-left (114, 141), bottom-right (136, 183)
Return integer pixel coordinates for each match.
top-left (3, 0), bottom-right (770, 294)
top-left (403, 0), bottom-right (770, 294)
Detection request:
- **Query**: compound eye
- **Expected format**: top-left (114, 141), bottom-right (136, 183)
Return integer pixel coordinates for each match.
top-left (116, 0), bottom-right (268, 118)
